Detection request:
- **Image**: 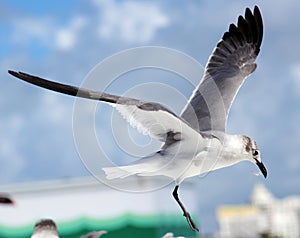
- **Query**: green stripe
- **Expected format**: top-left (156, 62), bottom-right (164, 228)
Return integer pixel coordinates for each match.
top-left (0, 213), bottom-right (196, 237)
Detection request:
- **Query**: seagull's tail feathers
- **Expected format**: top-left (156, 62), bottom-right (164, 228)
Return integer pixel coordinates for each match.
top-left (103, 164), bottom-right (146, 180)
top-left (103, 153), bottom-right (165, 180)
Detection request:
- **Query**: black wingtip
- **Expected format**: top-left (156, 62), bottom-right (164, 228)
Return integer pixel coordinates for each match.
top-left (8, 70), bottom-right (19, 77)
top-left (254, 5), bottom-right (260, 13)
top-left (8, 70), bottom-right (30, 79)
top-left (253, 5), bottom-right (263, 50)
top-left (245, 7), bottom-right (252, 16)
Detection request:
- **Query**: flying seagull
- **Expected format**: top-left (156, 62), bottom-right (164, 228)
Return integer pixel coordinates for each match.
top-left (8, 6), bottom-right (267, 232)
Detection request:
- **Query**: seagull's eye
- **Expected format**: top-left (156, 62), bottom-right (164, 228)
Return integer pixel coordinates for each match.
top-left (252, 150), bottom-right (258, 157)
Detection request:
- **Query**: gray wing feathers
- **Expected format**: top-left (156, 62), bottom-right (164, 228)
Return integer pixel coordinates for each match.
top-left (181, 6), bottom-right (263, 132)
top-left (8, 70), bottom-right (189, 145)
top-left (8, 71), bottom-right (140, 106)
top-left (8, 71), bottom-right (177, 114)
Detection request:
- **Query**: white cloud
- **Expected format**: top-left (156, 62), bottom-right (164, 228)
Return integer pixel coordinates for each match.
top-left (55, 29), bottom-right (75, 51)
top-left (11, 14), bottom-right (87, 52)
top-left (0, 138), bottom-right (25, 182)
top-left (94, 0), bottom-right (170, 43)
top-left (12, 17), bottom-right (54, 45)
top-left (0, 115), bottom-right (26, 182)
top-left (55, 16), bottom-right (87, 51)
top-left (10, 1), bottom-right (169, 51)
top-left (290, 63), bottom-right (300, 96)
top-left (39, 93), bottom-right (71, 124)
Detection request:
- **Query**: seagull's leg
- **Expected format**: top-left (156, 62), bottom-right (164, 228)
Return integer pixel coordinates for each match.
top-left (172, 185), bottom-right (199, 232)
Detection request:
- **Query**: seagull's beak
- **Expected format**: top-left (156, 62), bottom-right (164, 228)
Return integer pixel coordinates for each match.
top-left (256, 161), bottom-right (267, 178)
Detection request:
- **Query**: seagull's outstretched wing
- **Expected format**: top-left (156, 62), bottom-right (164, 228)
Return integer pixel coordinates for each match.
top-left (181, 6), bottom-right (263, 132)
top-left (8, 71), bottom-right (202, 146)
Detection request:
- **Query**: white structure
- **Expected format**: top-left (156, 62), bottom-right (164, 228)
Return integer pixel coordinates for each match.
top-left (0, 176), bottom-right (197, 238)
top-left (217, 184), bottom-right (300, 238)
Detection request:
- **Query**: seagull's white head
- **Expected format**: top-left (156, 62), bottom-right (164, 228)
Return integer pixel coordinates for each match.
top-left (243, 136), bottom-right (267, 178)
top-left (31, 219), bottom-right (59, 238)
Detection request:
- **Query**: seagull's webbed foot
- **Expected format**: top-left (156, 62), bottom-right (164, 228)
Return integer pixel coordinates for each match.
top-left (172, 185), bottom-right (199, 232)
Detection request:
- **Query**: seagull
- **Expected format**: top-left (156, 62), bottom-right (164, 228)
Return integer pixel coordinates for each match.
top-left (0, 194), bottom-right (14, 205)
top-left (80, 231), bottom-right (107, 238)
top-left (8, 6), bottom-right (267, 232)
top-left (162, 232), bottom-right (185, 238)
top-left (31, 219), bottom-right (106, 238)
top-left (31, 219), bottom-right (59, 238)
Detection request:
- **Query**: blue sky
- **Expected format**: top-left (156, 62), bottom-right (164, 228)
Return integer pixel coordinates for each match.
top-left (1, 0), bottom-right (300, 234)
